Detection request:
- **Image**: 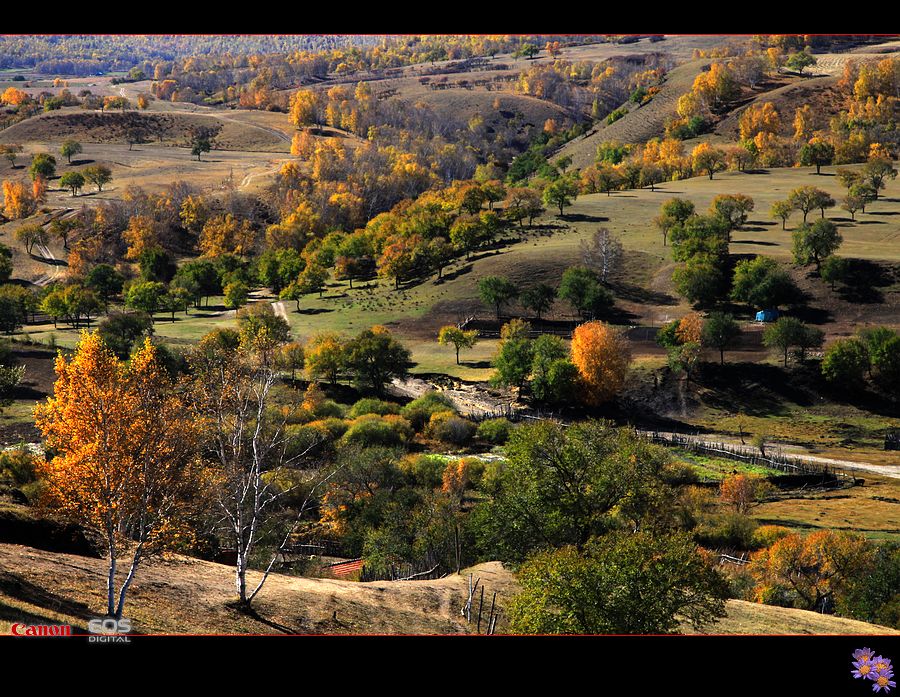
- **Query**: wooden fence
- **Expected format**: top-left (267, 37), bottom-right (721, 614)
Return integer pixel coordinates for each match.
top-left (645, 431), bottom-right (856, 483)
top-left (460, 572), bottom-right (502, 635)
top-left (358, 561), bottom-right (446, 583)
top-left (466, 401), bottom-right (858, 485)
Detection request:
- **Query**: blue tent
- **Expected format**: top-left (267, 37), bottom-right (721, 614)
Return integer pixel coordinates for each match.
top-left (755, 309), bottom-right (780, 322)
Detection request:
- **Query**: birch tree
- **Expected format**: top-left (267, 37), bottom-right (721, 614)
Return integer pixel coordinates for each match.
top-left (34, 332), bottom-right (200, 619)
top-left (580, 228), bottom-right (623, 284)
top-left (187, 327), bottom-right (330, 606)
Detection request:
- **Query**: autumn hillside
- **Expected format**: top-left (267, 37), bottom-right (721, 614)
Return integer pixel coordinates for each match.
top-left (0, 539), bottom-right (897, 636)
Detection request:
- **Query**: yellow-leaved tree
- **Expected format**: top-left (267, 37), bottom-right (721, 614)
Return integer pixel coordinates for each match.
top-left (34, 332), bottom-right (200, 620)
top-left (570, 321), bottom-right (632, 406)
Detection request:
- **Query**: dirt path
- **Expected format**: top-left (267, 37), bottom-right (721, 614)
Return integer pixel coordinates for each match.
top-left (31, 209), bottom-right (73, 286)
top-left (641, 430), bottom-right (898, 480)
top-left (215, 113), bottom-right (291, 143)
top-left (239, 165), bottom-right (281, 190)
top-left (32, 241), bottom-right (60, 287)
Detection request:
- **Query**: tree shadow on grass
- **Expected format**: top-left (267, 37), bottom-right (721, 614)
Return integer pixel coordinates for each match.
top-left (463, 360), bottom-right (492, 369)
top-left (0, 571), bottom-right (96, 624)
top-left (790, 304), bottom-right (833, 325)
top-left (296, 308), bottom-right (333, 315)
top-left (439, 265), bottom-right (473, 283)
top-left (836, 259), bottom-right (894, 304)
top-left (9, 385), bottom-right (45, 400)
top-left (603, 305), bottom-right (641, 324)
top-left (693, 362), bottom-right (813, 417)
top-left (610, 281), bottom-right (678, 306)
top-left (225, 601), bottom-right (298, 634)
top-left (467, 250), bottom-right (507, 264)
top-left (732, 239), bottom-right (780, 246)
top-left (0, 600), bottom-right (88, 633)
top-left (28, 254), bottom-right (67, 266)
top-left (561, 213), bottom-right (609, 223)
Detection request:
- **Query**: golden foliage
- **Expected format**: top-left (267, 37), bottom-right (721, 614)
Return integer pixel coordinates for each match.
top-left (199, 213), bottom-right (256, 258)
top-left (570, 321), bottom-right (631, 406)
top-left (676, 312), bottom-right (703, 344)
top-left (2, 180), bottom-right (37, 220)
top-left (739, 102), bottom-right (780, 141)
top-left (122, 214), bottom-right (160, 260)
top-left (34, 332), bottom-right (200, 556)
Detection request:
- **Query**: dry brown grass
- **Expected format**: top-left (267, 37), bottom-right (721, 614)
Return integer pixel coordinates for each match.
top-left (555, 58), bottom-right (713, 171)
top-left (0, 543), bottom-right (516, 635)
top-left (687, 599), bottom-right (900, 635)
top-left (0, 541), bottom-right (895, 635)
top-left (0, 107), bottom-right (290, 152)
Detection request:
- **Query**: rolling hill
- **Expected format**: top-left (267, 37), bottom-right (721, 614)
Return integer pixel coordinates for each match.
top-left (0, 541), bottom-right (895, 635)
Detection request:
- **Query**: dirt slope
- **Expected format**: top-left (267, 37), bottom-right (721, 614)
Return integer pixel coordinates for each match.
top-left (554, 59), bottom-right (711, 170)
top-left (0, 542), bottom-right (896, 635)
top-left (0, 543), bottom-right (516, 635)
top-left (0, 108), bottom-right (288, 152)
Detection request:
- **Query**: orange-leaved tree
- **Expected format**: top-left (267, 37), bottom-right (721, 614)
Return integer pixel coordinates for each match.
top-left (750, 530), bottom-right (874, 612)
top-left (719, 473), bottom-right (775, 515)
top-left (570, 320), bottom-right (632, 406)
top-left (34, 332), bottom-right (200, 619)
top-left (676, 311), bottom-right (704, 344)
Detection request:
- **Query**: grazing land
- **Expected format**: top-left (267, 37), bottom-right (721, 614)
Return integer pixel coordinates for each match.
top-left (0, 33), bottom-right (898, 638)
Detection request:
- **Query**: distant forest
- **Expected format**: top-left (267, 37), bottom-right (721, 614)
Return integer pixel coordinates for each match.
top-left (0, 35), bottom-right (388, 74)
top-left (0, 34), bottom-right (610, 76)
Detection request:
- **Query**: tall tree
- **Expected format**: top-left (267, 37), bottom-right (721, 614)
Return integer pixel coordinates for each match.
top-left (34, 333), bottom-right (200, 619)
top-left (579, 228), bottom-right (623, 283)
top-left (187, 327), bottom-right (319, 606)
top-left (701, 312), bottom-right (741, 364)
top-left (792, 219), bottom-right (842, 270)
top-left (437, 325), bottom-right (478, 365)
top-left (478, 275), bottom-right (518, 322)
top-left (570, 321), bottom-right (631, 405)
top-left (519, 283), bottom-right (556, 321)
top-left (83, 164), bottom-right (113, 192)
top-left (509, 532), bottom-right (728, 634)
top-left (343, 326), bottom-right (411, 395)
top-left (60, 139), bottom-right (82, 165)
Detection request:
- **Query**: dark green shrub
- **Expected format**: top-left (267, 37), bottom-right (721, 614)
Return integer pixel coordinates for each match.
top-left (348, 398), bottom-right (400, 418)
top-left (428, 411), bottom-right (476, 446)
top-left (476, 418), bottom-right (512, 445)
top-left (284, 422), bottom-right (331, 460)
top-left (695, 512), bottom-right (757, 550)
top-left (342, 414), bottom-right (413, 448)
top-left (398, 454), bottom-right (447, 489)
top-left (400, 391), bottom-right (456, 432)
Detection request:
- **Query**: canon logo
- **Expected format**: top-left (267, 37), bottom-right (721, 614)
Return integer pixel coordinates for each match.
top-left (11, 623), bottom-right (72, 637)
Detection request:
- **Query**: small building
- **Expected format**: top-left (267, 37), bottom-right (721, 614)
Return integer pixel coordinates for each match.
top-left (755, 309), bottom-right (780, 323)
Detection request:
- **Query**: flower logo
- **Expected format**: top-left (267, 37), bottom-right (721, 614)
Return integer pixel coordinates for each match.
top-left (852, 649), bottom-right (896, 694)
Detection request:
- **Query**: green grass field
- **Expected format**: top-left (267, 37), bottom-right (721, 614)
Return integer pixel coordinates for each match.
top-left (11, 162), bottom-right (899, 385)
top-left (671, 449), bottom-right (786, 481)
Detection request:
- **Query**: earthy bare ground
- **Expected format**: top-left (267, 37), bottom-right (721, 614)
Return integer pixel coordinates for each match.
top-left (0, 543), bottom-right (514, 635)
top-left (0, 107), bottom-right (290, 152)
top-left (0, 139), bottom-right (293, 209)
top-left (0, 542), bottom-right (894, 635)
